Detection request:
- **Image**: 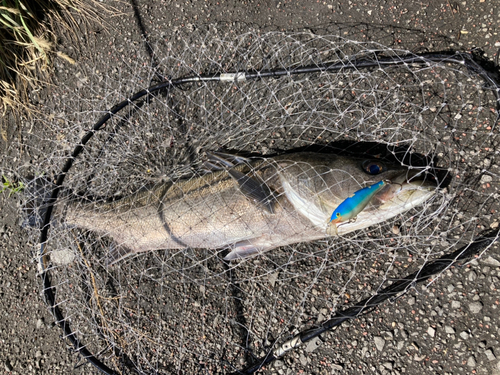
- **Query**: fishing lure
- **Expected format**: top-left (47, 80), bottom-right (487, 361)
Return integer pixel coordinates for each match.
top-left (327, 180), bottom-right (389, 235)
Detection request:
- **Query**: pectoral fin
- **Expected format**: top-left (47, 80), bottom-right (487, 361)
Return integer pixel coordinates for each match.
top-left (206, 151), bottom-right (276, 213)
top-left (228, 169), bottom-right (276, 214)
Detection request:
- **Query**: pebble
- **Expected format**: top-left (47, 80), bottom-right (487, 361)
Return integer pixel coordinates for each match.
top-left (299, 353), bottom-right (308, 366)
top-left (50, 249), bottom-right (76, 265)
top-left (480, 174), bottom-right (493, 183)
top-left (361, 346), bottom-right (369, 358)
top-left (468, 271), bottom-right (477, 282)
top-left (414, 354), bottom-right (426, 361)
top-left (485, 349), bottom-right (497, 361)
top-left (374, 336), bottom-right (385, 352)
top-left (467, 355), bottom-right (476, 367)
top-left (482, 256), bottom-right (500, 267)
top-left (468, 301), bottom-right (483, 314)
top-left (427, 327), bottom-right (435, 337)
top-left (444, 326), bottom-right (455, 334)
top-left (268, 272), bottom-right (279, 287)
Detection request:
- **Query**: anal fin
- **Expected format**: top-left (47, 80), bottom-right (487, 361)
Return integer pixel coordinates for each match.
top-left (224, 240), bottom-right (263, 261)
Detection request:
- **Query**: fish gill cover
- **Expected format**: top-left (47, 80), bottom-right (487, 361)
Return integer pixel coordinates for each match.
top-left (7, 27), bottom-right (500, 373)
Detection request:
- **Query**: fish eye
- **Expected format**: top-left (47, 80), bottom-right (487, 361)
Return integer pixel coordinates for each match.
top-left (362, 160), bottom-right (386, 175)
top-left (336, 212), bottom-right (341, 218)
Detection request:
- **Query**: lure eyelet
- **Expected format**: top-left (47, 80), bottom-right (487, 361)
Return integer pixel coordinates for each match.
top-left (362, 160), bottom-right (386, 175)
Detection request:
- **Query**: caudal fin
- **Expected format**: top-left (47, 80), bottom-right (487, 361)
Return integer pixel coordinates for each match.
top-left (21, 176), bottom-right (57, 229)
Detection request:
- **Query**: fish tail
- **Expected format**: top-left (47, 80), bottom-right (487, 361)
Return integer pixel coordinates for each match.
top-left (21, 176), bottom-right (57, 229)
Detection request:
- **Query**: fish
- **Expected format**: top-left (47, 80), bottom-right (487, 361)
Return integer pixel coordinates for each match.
top-left (49, 151), bottom-right (440, 264)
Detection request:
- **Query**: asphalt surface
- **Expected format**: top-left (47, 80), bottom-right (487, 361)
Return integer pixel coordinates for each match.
top-left (1, 0), bottom-right (500, 374)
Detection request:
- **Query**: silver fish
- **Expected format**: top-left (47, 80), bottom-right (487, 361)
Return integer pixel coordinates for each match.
top-left (59, 152), bottom-right (439, 264)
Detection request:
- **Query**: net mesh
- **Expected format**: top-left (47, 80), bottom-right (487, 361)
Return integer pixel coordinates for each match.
top-left (7, 28), bottom-right (500, 374)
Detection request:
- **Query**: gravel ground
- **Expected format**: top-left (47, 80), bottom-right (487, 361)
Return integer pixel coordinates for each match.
top-left (1, 0), bottom-right (500, 374)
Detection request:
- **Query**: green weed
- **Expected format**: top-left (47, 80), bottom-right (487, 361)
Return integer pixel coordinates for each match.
top-left (1, 174), bottom-right (24, 197)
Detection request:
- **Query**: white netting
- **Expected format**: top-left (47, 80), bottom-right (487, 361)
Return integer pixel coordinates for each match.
top-left (8, 29), bottom-right (500, 374)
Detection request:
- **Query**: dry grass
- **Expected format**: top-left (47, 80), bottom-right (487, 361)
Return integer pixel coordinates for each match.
top-left (0, 0), bottom-right (106, 127)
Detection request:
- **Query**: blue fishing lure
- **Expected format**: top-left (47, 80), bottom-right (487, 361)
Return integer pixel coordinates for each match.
top-left (329, 180), bottom-right (388, 225)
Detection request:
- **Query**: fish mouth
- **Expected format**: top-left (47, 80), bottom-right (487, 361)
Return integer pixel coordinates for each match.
top-left (332, 172), bottom-right (440, 237)
top-left (374, 172), bottom-right (439, 207)
top-left (387, 164), bottom-right (451, 188)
